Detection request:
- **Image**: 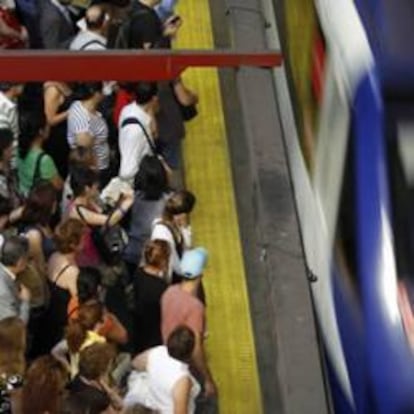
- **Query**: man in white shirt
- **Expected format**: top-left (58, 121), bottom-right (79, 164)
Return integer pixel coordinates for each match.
top-left (70, 4), bottom-right (108, 50)
top-left (125, 325), bottom-right (200, 413)
top-left (118, 82), bottom-right (159, 185)
top-left (0, 82), bottom-right (23, 167)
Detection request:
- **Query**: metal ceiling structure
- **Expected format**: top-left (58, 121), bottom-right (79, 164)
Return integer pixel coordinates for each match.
top-left (0, 49), bottom-right (282, 81)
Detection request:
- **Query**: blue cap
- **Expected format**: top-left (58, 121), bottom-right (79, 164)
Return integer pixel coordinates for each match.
top-left (180, 247), bottom-right (208, 279)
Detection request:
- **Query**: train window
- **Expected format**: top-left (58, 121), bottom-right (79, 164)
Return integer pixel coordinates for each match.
top-left (281, 0), bottom-right (325, 170)
top-left (386, 101), bottom-right (414, 279)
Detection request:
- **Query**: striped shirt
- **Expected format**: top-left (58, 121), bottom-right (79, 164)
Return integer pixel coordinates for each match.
top-left (67, 100), bottom-right (109, 170)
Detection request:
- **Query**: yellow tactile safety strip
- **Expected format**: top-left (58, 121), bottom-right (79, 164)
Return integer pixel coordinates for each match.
top-left (175, 2), bottom-right (263, 413)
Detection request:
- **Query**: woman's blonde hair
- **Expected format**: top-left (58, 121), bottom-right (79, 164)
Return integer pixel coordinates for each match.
top-left (143, 239), bottom-right (170, 269)
top-left (22, 355), bottom-right (67, 414)
top-left (0, 317), bottom-right (26, 376)
top-left (54, 218), bottom-right (85, 254)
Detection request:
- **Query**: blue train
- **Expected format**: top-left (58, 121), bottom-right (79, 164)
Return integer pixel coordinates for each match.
top-left (272, 0), bottom-right (414, 412)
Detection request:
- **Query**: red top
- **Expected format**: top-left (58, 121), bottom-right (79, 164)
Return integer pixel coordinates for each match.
top-left (113, 88), bottom-right (135, 126)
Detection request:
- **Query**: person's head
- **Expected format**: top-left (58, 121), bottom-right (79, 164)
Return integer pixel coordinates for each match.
top-left (134, 82), bottom-right (158, 106)
top-left (1, 235), bottom-right (29, 273)
top-left (77, 266), bottom-right (103, 303)
top-left (66, 301), bottom-right (104, 353)
top-left (70, 166), bottom-right (100, 198)
top-left (73, 82), bottom-right (103, 104)
top-left (18, 110), bottom-right (48, 159)
top-left (21, 181), bottom-right (57, 226)
top-left (78, 342), bottom-right (116, 381)
top-left (163, 190), bottom-right (196, 223)
top-left (0, 317), bottom-right (26, 376)
top-left (0, 82), bottom-right (24, 99)
top-left (0, 128), bottom-right (14, 163)
top-left (134, 155), bottom-right (168, 199)
top-left (69, 146), bottom-right (96, 171)
top-left (166, 325), bottom-right (195, 363)
top-left (54, 218), bottom-right (85, 254)
top-left (85, 5), bottom-right (110, 33)
top-left (143, 239), bottom-right (170, 273)
top-left (22, 355), bottom-right (68, 414)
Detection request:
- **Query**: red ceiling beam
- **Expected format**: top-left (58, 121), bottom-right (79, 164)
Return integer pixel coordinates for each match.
top-left (0, 49), bottom-right (282, 81)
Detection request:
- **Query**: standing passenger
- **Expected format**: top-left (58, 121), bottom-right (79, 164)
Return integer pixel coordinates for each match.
top-left (0, 235), bottom-right (31, 323)
top-left (67, 82), bottom-right (111, 189)
top-left (161, 248), bottom-right (217, 399)
top-left (124, 325), bottom-right (200, 413)
top-left (118, 82), bottom-right (159, 185)
top-left (38, 0), bottom-right (76, 49)
top-left (43, 81), bottom-right (74, 179)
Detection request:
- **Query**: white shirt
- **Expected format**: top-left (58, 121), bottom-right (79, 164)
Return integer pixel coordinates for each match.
top-left (0, 0), bottom-right (16, 9)
top-left (124, 346), bottom-right (200, 414)
top-left (118, 101), bottom-right (153, 185)
top-left (0, 91), bottom-right (18, 167)
top-left (69, 30), bottom-right (106, 51)
top-left (151, 219), bottom-right (192, 283)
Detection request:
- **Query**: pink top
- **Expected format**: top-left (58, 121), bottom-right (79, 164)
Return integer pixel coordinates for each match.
top-left (68, 201), bottom-right (101, 267)
top-left (161, 285), bottom-right (205, 343)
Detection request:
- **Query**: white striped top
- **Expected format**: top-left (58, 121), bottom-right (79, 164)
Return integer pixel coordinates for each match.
top-left (67, 100), bottom-right (109, 170)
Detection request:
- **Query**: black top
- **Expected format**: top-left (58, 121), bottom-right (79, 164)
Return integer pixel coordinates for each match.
top-left (44, 264), bottom-right (72, 352)
top-left (129, 2), bottom-right (164, 49)
top-left (132, 267), bottom-right (167, 353)
top-left (43, 85), bottom-right (73, 179)
top-left (68, 376), bottom-right (110, 414)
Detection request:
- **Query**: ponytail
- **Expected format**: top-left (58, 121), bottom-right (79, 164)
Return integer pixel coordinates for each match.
top-left (65, 302), bottom-right (103, 353)
top-left (18, 110), bottom-right (46, 159)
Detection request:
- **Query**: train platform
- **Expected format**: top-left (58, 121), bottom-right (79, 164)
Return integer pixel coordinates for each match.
top-left (176, 0), bottom-right (329, 413)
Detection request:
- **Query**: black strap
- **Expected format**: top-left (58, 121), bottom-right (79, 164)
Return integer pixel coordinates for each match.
top-left (75, 201), bottom-right (121, 231)
top-left (79, 39), bottom-right (106, 50)
top-left (75, 204), bottom-right (89, 225)
top-left (32, 152), bottom-right (46, 189)
top-left (121, 117), bottom-right (157, 155)
top-left (53, 263), bottom-right (72, 285)
top-left (158, 221), bottom-right (184, 258)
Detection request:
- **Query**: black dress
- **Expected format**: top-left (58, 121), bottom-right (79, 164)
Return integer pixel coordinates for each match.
top-left (43, 83), bottom-right (73, 179)
top-left (43, 264), bottom-right (72, 353)
top-left (132, 267), bottom-right (167, 353)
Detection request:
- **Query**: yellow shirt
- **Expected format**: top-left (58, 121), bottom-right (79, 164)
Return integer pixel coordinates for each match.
top-left (70, 331), bottom-right (106, 378)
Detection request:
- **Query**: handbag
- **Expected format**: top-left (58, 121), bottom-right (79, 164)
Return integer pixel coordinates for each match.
top-left (172, 80), bottom-right (198, 122)
top-left (76, 205), bottom-right (128, 266)
top-left (93, 223), bottom-right (128, 265)
top-left (178, 102), bottom-right (198, 122)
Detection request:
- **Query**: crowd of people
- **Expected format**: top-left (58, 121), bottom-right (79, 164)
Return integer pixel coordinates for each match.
top-left (0, 0), bottom-right (218, 413)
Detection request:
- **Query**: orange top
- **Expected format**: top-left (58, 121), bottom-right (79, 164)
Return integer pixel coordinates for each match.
top-left (67, 297), bottom-right (115, 337)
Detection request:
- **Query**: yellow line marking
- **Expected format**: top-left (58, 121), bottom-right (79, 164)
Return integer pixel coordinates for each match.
top-left (175, 2), bottom-right (263, 413)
